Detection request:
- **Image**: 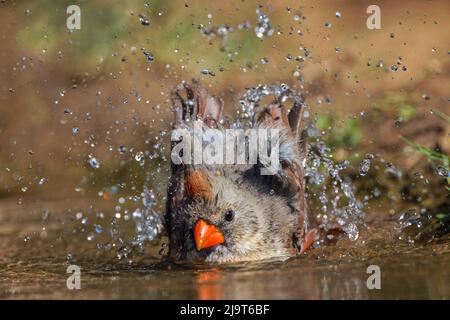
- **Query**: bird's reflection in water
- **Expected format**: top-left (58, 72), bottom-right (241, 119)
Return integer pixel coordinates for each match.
top-left (195, 268), bottom-right (224, 299)
top-left (192, 261), bottom-right (371, 299)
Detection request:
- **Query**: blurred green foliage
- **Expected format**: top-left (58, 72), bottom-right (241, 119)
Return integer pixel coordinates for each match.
top-left (373, 92), bottom-right (417, 122)
top-left (316, 113), bottom-right (362, 150)
top-left (402, 110), bottom-right (450, 192)
top-left (17, 0), bottom-right (268, 77)
top-left (2, 0), bottom-right (449, 214)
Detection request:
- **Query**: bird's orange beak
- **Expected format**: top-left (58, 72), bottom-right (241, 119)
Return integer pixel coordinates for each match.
top-left (194, 219), bottom-right (225, 251)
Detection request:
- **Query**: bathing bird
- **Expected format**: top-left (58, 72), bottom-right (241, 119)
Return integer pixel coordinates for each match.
top-left (165, 81), bottom-right (316, 263)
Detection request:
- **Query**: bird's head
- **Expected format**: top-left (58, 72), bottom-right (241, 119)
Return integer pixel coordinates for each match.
top-left (174, 169), bottom-right (270, 263)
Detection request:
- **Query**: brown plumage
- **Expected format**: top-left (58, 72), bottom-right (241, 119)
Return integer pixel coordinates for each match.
top-left (165, 81), bottom-right (316, 263)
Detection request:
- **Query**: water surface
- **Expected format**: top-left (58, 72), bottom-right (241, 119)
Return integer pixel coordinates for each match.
top-left (0, 197), bottom-right (448, 299)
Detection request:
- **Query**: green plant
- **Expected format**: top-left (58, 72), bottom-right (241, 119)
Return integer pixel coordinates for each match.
top-left (401, 109), bottom-right (450, 192)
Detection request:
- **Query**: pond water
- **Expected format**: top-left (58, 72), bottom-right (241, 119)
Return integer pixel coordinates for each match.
top-left (1, 197), bottom-right (448, 299)
top-left (1, 0), bottom-right (449, 301)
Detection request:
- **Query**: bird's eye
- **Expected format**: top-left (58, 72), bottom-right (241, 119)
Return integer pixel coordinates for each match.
top-left (224, 210), bottom-right (235, 222)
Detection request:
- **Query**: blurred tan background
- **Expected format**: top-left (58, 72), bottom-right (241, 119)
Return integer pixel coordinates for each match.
top-left (0, 0), bottom-right (449, 203)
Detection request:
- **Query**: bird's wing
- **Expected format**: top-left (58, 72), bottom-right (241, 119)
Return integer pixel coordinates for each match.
top-left (172, 79), bottom-right (228, 128)
top-left (253, 97), bottom-right (316, 253)
top-left (166, 81), bottom-right (226, 234)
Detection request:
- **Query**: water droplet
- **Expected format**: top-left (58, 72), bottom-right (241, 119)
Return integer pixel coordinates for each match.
top-left (88, 156), bottom-right (100, 169)
top-left (372, 188), bottom-right (381, 197)
top-left (139, 13), bottom-right (150, 26)
top-left (143, 51), bottom-right (154, 62)
top-left (238, 21), bottom-right (251, 30)
top-left (421, 93), bottom-right (431, 100)
top-left (95, 224), bottom-right (103, 234)
top-left (359, 153), bottom-right (374, 176)
top-left (118, 145), bottom-right (127, 154)
top-left (41, 209), bottom-right (50, 220)
top-left (345, 223), bottom-right (359, 241)
top-left (436, 166), bottom-right (449, 178)
top-left (398, 208), bottom-right (422, 234)
top-left (40, 230), bottom-right (47, 239)
top-left (200, 68), bottom-right (215, 76)
top-left (132, 210), bottom-right (143, 219)
top-left (255, 8), bottom-right (274, 38)
top-left (134, 151), bottom-right (144, 163)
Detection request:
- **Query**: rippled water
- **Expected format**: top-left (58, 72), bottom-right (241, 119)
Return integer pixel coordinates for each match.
top-left (1, 197), bottom-right (448, 299)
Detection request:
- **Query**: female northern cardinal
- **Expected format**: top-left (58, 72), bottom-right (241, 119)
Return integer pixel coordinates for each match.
top-left (165, 81), bottom-right (316, 263)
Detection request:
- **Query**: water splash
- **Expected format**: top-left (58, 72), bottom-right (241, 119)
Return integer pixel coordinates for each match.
top-left (200, 24), bottom-right (234, 50)
top-left (436, 166), bottom-right (449, 178)
top-left (307, 139), bottom-right (365, 241)
top-left (397, 208), bottom-right (433, 244)
top-left (239, 83), bottom-right (306, 127)
top-left (255, 8), bottom-right (274, 38)
top-left (238, 84), bottom-right (365, 242)
top-left (359, 153), bottom-right (374, 176)
top-left (131, 187), bottom-right (164, 249)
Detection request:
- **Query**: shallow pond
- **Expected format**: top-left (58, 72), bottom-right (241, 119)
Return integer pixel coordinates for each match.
top-left (0, 197), bottom-right (448, 299)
